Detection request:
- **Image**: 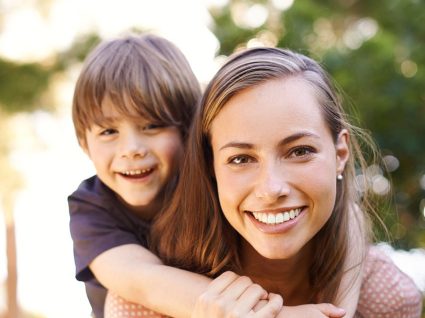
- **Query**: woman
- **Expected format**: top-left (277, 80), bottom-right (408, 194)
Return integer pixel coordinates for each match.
top-left (107, 47), bottom-right (422, 317)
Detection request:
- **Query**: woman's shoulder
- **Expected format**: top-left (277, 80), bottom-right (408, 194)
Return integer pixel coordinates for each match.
top-left (356, 245), bottom-right (423, 318)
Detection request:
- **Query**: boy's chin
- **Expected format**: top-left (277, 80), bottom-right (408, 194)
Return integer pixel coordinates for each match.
top-left (118, 194), bottom-right (161, 216)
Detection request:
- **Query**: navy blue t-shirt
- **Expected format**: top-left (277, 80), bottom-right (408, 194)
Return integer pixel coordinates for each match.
top-left (68, 176), bottom-right (151, 318)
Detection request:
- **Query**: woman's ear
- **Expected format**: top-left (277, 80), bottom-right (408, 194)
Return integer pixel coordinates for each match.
top-left (335, 129), bottom-right (349, 174)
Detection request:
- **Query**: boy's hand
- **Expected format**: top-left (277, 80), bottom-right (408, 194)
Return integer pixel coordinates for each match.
top-left (192, 271), bottom-right (283, 318)
top-left (277, 304), bottom-right (346, 318)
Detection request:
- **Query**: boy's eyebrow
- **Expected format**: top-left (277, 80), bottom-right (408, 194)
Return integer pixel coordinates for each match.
top-left (218, 131), bottom-right (320, 151)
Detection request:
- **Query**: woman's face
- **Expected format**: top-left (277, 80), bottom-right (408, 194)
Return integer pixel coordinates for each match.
top-left (210, 76), bottom-right (349, 260)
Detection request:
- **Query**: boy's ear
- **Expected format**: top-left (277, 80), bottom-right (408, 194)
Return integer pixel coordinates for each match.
top-left (335, 129), bottom-right (349, 174)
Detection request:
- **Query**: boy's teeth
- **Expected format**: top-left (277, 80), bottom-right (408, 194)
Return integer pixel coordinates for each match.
top-left (252, 208), bottom-right (301, 225)
top-left (123, 168), bottom-right (151, 176)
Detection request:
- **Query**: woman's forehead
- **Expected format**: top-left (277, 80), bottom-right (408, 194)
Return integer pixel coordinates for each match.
top-left (209, 77), bottom-right (330, 146)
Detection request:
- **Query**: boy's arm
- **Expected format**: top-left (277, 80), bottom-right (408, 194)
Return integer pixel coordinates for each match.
top-left (92, 206), bottom-right (364, 318)
top-left (68, 178), bottom-right (212, 317)
top-left (93, 221), bottom-right (363, 318)
top-left (90, 243), bottom-right (212, 318)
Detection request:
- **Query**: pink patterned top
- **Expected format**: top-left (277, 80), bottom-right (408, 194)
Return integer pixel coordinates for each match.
top-left (104, 247), bottom-right (423, 318)
top-left (354, 247), bottom-right (422, 317)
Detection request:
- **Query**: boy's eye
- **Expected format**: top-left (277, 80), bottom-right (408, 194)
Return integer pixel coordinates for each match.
top-left (228, 155), bottom-right (254, 165)
top-left (99, 128), bottom-right (118, 136)
top-left (142, 123), bottom-right (167, 131)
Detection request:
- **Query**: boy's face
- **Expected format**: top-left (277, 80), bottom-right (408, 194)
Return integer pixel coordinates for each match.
top-left (82, 98), bottom-right (183, 216)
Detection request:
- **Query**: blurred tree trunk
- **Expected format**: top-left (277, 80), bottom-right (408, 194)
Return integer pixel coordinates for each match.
top-left (3, 194), bottom-right (19, 318)
top-left (0, 116), bottom-right (21, 318)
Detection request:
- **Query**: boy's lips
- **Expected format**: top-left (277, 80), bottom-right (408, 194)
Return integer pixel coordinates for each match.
top-left (117, 166), bottom-right (156, 179)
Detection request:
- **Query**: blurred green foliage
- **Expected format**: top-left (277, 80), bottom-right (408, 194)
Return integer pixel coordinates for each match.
top-left (0, 33), bottom-right (99, 114)
top-left (209, 0), bottom-right (425, 249)
top-left (0, 59), bottom-right (51, 113)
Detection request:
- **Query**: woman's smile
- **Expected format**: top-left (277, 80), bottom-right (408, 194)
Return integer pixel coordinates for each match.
top-left (246, 206), bottom-right (306, 235)
top-left (250, 207), bottom-right (302, 225)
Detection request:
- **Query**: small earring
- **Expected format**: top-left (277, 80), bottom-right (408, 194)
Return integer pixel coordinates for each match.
top-left (337, 174), bottom-right (343, 181)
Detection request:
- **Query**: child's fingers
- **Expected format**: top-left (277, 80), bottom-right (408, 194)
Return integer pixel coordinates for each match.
top-left (221, 275), bottom-right (267, 301)
top-left (193, 272), bottom-right (263, 317)
top-left (192, 272), bottom-right (240, 317)
top-left (250, 293), bottom-right (283, 317)
top-left (316, 303), bottom-right (346, 317)
top-left (229, 283), bottom-right (270, 315)
top-left (252, 300), bottom-right (268, 312)
top-left (204, 271), bottom-right (240, 295)
top-left (192, 272), bottom-right (271, 318)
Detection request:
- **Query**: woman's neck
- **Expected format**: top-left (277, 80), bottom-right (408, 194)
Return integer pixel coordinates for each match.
top-left (239, 239), bottom-right (313, 305)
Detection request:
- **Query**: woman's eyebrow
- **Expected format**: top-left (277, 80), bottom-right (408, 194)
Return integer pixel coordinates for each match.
top-left (219, 142), bottom-right (253, 151)
top-left (278, 131), bottom-right (320, 147)
top-left (219, 131), bottom-right (320, 151)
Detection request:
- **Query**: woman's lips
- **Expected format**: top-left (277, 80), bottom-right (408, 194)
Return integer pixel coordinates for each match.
top-left (251, 208), bottom-right (302, 225)
top-left (246, 207), bottom-right (305, 234)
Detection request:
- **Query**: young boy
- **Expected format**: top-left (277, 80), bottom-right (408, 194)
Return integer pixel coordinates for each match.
top-left (68, 33), bottom-right (210, 318)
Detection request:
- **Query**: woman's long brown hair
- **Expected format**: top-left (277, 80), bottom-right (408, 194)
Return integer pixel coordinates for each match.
top-left (151, 47), bottom-right (377, 303)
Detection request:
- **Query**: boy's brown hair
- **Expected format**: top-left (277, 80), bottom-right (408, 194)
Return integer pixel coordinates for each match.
top-left (72, 33), bottom-right (201, 145)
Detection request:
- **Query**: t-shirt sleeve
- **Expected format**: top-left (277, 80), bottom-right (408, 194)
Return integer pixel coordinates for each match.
top-left (69, 193), bottom-right (141, 282)
top-left (356, 246), bottom-right (423, 318)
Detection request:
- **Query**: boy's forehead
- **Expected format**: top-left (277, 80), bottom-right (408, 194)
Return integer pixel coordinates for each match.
top-left (101, 96), bottom-right (124, 116)
top-left (100, 95), bottom-right (143, 120)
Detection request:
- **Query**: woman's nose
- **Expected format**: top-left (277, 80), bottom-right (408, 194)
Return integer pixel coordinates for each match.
top-left (254, 163), bottom-right (290, 202)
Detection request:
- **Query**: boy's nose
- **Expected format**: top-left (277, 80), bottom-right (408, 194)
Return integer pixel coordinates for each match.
top-left (120, 136), bottom-right (148, 159)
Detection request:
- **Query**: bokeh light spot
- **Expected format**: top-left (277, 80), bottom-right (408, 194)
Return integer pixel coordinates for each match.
top-left (383, 155), bottom-right (400, 172)
top-left (401, 60), bottom-right (418, 78)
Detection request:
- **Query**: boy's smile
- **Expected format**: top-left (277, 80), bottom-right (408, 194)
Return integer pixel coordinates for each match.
top-left (82, 98), bottom-right (183, 217)
top-left (120, 168), bottom-right (153, 177)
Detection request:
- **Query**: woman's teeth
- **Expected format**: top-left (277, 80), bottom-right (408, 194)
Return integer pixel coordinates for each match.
top-left (252, 208), bottom-right (301, 225)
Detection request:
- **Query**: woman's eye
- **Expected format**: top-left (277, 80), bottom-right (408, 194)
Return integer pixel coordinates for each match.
top-left (228, 155), bottom-right (253, 165)
top-left (290, 146), bottom-right (315, 157)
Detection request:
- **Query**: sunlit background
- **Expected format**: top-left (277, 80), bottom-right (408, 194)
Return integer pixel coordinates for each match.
top-left (0, 0), bottom-right (424, 317)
